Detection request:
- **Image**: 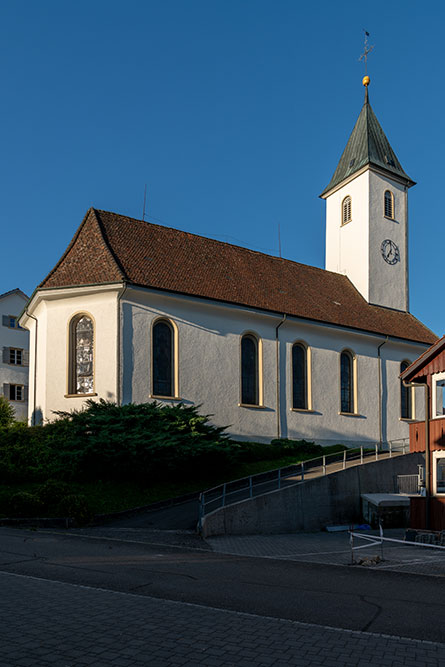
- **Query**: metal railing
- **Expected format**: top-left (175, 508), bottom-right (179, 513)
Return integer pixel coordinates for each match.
top-left (198, 438), bottom-right (410, 530)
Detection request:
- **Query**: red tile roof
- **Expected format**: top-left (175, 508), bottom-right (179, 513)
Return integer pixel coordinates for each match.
top-left (40, 208), bottom-right (436, 345)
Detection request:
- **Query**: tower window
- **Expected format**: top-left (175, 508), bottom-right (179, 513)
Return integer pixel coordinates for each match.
top-left (341, 196), bottom-right (352, 225)
top-left (384, 190), bottom-right (394, 219)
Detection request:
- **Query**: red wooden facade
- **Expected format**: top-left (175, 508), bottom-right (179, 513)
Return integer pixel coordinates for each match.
top-left (402, 337), bottom-right (445, 530)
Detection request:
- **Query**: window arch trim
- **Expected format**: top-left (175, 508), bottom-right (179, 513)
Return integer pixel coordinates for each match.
top-left (341, 196), bottom-right (352, 226)
top-left (66, 311), bottom-right (97, 397)
top-left (150, 317), bottom-right (179, 399)
top-left (239, 331), bottom-right (263, 407)
top-left (291, 340), bottom-right (312, 411)
top-left (339, 348), bottom-right (357, 415)
top-left (384, 190), bottom-right (395, 220)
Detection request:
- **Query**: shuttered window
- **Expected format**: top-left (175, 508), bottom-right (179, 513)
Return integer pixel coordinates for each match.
top-left (342, 196), bottom-right (352, 225)
top-left (384, 190), bottom-right (394, 219)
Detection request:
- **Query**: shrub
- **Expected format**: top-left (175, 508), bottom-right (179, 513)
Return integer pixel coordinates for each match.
top-left (8, 492), bottom-right (43, 518)
top-left (55, 495), bottom-right (93, 526)
top-left (0, 395), bottom-right (15, 428)
top-left (37, 479), bottom-right (72, 510)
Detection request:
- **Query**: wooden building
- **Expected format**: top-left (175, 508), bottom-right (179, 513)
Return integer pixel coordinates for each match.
top-left (401, 336), bottom-right (445, 530)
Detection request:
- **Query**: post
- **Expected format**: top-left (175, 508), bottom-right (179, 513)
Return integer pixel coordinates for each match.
top-left (343, 450), bottom-right (346, 470)
top-left (249, 476), bottom-right (253, 498)
top-left (198, 493), bottom-right (203, 533)
top-left (278, 468), bottom-right (281, 489)
top-left (360, 446), bottom-right (364, 465)
top-left (301, 461), bottom-right (305, 481)
top-left (323, 455), bottom-right (326, 475)
top-left (222, 483), bottom-right (226, 507)
top-left (389, 440), bottom-right (392, 458)
top-left (375, 442), bottom-right (378, 461)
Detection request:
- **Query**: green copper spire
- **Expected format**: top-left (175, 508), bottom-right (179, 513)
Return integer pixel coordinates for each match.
top-left (321, 87), bottom-right (415, 197)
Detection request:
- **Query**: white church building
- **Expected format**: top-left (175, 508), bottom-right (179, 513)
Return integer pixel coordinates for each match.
top-left (20, 80), bottom-right (436, 445)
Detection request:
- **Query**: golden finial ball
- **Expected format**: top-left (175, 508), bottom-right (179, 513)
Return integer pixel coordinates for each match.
top-left (362, 75), bottom-right (370, 87)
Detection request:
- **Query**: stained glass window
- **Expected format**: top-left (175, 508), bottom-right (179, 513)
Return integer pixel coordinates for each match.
top-left (400, 361), bottom-right (412, 419)
top-left (292, 343), bottom-right (307, 410)
top-left (340, 351), bottom-right (353, 414)
top-left (74, 316), bottom-right (94, 394)
top-left (241, 335), bottom-right (258, 405)
top-left (152, 320), bottom-right (174, 397)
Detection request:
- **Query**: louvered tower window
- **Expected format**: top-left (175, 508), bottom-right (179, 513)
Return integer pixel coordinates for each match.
top-left (384, 190), bottom-right (394, 219)
top-left (342, 196), bottom-right (352, 225)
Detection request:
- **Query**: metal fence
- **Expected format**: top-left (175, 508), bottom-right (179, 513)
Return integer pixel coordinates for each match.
top-left (198, 438), bottom-right (410, 530)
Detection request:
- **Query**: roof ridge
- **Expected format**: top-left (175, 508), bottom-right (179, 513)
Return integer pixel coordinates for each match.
top-left (97, 208), bottom-right (340, 278)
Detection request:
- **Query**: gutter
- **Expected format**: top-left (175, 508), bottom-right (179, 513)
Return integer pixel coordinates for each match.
top-left (377, 336), bottom-right (389, 446)
top-left (275, 314), bottom-right (287, 439)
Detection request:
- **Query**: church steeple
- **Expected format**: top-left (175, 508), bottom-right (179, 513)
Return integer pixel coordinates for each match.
top-left (322, 77), bottom-right (414, 313)
top-left (321, 79), bottom-right (415, 198)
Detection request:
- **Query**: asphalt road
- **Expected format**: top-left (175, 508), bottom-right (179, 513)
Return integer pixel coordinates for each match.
top-left (1, 524), bottom-right (445, 645)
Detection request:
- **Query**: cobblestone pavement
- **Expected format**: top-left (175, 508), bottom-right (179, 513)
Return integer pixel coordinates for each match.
top-left (2, 570), bottom-right (445, 667)
top-left (206, 529), bottom-right (445, 577)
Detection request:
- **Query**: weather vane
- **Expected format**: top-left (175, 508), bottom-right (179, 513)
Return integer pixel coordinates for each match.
top-left (359, 30), bottom-right (374, 76)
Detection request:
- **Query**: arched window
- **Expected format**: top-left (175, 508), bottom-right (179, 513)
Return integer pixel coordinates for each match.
top-left (342, 196), bottom-right (352, 225)
top-left (340, 350), bottom-right (354, 414)
top-left (400, 360), bottom-right (412, 419)
top-left (384, 190), bottom-right (394, 219)
top-left (152, 320), bottom-right (175, 397)
top-left (70, 315), bottom-right (94, 394)
top-left (292, 343), bottom-right (307, 410)
top-left (241, 334), bottom-right (259, 405)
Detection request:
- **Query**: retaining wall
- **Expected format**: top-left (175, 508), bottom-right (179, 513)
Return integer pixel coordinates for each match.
top-left (201, 452), bottom-right (423, 536)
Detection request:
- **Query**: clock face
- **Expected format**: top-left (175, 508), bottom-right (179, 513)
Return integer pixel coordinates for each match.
top-left (381, 239), bottom-right (400, 265)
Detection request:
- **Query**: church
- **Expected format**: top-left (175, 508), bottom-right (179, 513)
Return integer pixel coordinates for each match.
top-left (19, 78), bottom-right (436, 446)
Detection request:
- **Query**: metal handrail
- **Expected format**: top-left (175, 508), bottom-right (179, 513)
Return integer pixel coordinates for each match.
top-left (198, 438), bottom-right (410, 530)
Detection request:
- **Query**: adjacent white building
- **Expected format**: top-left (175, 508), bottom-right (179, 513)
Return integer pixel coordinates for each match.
top-left (1, 289), bottom-right (29, 420)
top-left (19, 81), bottom-right (436, 444)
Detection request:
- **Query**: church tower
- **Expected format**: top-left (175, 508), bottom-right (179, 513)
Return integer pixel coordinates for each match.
top-left (321, 77), bottom-right (415, 312)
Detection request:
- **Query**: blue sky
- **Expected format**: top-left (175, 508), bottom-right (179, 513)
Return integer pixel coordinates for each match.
top-left (1, 1), bottom-right (443, 335)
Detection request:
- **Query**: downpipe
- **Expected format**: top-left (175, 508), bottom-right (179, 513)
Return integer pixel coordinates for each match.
top-left (275, 314), bottom-right (287, 439)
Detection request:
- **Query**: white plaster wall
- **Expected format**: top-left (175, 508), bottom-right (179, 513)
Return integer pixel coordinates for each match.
top-left (368, 171), bottom-right (408, 311)
top-left (22, 286), bottom-right (121, 423)
top-left (121, 287), bottom-right (428, 445)
top-left (0, 292), bottom-right (29, 420)
top-left (325, 171), bottom-right (370, 301)
top-left (325, 169), bottom-right (409, 312)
